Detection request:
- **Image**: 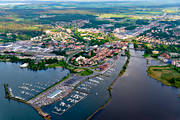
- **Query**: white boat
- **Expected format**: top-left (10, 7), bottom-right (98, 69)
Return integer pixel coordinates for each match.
top-left (20, 63), bottom-right (29, 68)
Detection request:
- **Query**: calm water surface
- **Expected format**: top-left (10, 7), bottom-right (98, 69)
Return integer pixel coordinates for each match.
top-left (42, 56), bottom-right (127, 120)
top-left (1, 49), bottom-right (180, 120)
top-left (94, 49), bottom-right (180, 120)
top-left (0, 63), bottom-right (69, 120)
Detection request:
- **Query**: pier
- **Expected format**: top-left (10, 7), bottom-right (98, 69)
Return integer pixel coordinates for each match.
top-left (3, 84), bottom-right (50, 120)
top-left (3, 52), bottom-right (127, 120)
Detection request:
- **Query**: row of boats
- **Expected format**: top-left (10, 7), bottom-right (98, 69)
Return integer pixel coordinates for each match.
top-left (48, 56), bottom-right (124, 117)
top-left (14, 80), bottom-right (59, 100)
top-left (9, 88), bottom-right (26, 100)
top-left (52, 91), bottom-right (88, 115)
top-left (51, 73), bottom-right (114, 116)
top-left (51, 66), bottom-right (118, 116)
top-left (51, 75), bottom-right (108, 116)
top-left (49, 55), bottom-right (123, 117)
top-left (77, 76), bottom-right (106, 93)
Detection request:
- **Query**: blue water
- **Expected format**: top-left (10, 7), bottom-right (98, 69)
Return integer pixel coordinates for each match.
top-left (0, 62), bottom-right (69, 120)
top-left (42, 56), bottom-right (127, 120)
top-left (2, 48), bottom-right (178, 120)
top-left (93, 49), bottom-right (180, 120)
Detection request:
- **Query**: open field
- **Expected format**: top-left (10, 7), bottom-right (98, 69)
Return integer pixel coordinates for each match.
top-left (0, 1), bottom-right (179, 42)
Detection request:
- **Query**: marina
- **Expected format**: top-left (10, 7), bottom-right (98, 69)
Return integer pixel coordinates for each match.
top-left (0, 62), bottom-right (55, 120)
top-left (2, 49), bottom-right (179, 120)
top-left (5, 64), bottom-right (70, 101)
top-left (93, 49), bottom-right (180, 120)
top-left (51, 91), bottom-right (88, 116)
top-left (41, 55), bottom-right (128, 120)
top-left (1, 52), bottom-right (127, 120)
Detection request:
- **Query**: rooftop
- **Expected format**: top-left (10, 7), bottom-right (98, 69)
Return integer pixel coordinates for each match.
top-left (47, 89), bottom-right (62, 99)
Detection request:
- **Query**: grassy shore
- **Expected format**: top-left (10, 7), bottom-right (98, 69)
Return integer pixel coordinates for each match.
top-left (4, 84), bottom-right (11, 98)
top-left (87, 49), bottom-right (130, 120)
top-left (77, 68), bottom-right (93, 76)
top-left (48, 61), bottom-right (93, 76)
top-left (147, 65), bottom-right (180, 87)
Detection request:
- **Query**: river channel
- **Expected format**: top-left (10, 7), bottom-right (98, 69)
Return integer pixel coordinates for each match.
top-left (1, 47), bottom-right (179, 120)
top-left (93, 48), bottom-right (180, 120)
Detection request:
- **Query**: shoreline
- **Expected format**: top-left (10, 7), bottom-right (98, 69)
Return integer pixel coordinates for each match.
top-left (3, 50), bottom-right (129, 120)
top-left (147, 65), bottom-right (180, 87)
top-left (4, 84), bottom-right (51, 120)
top-left (3, 74), bottom-right (71, 120)
top-left (86, 49), bottom-right (130, 120)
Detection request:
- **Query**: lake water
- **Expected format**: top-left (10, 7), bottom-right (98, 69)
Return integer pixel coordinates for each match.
top-left (0, 62), bottom-right (69, 120)
top-left (1, 48), bottom-right (179, 120)
top-left (0, 55), bottom-right (127, 120)
top-left (93, 49), bottom-right (180, 120)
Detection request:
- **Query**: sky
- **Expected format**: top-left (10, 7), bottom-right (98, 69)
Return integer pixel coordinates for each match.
top-left (0, 0), bottom-right (179, 1)
top-left (0, 0), bottom-right (180, 3)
